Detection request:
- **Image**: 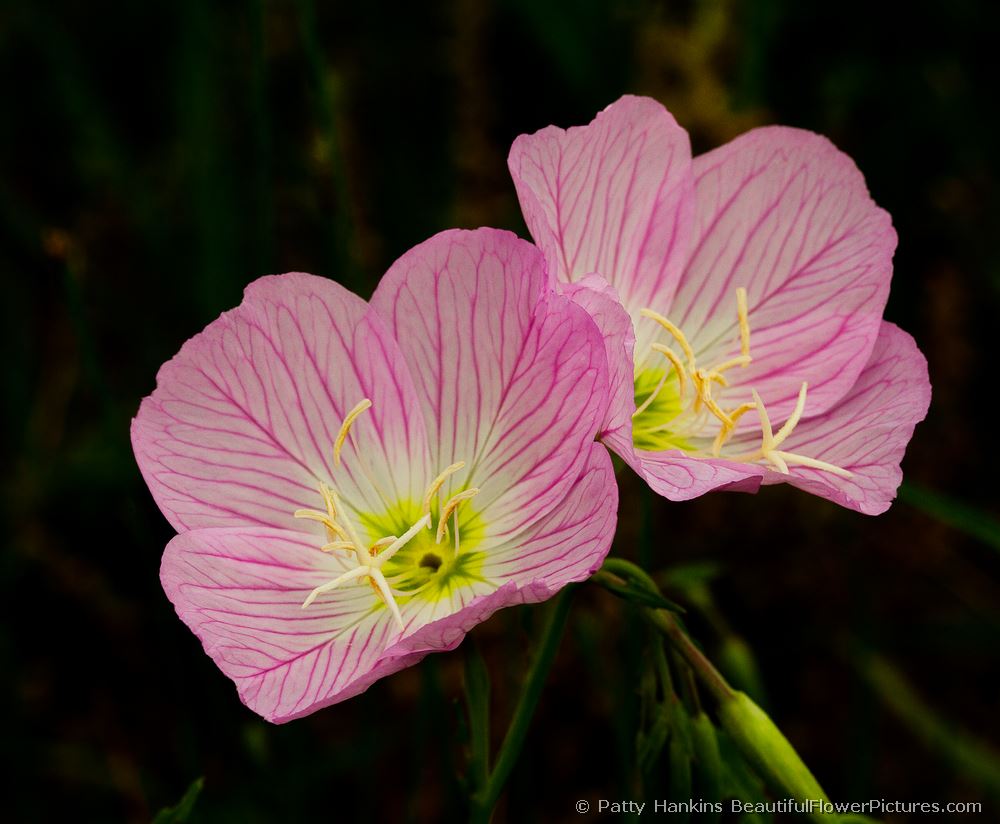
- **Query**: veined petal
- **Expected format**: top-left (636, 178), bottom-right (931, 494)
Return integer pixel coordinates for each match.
top-left (392, 445), bottom-right (616, 652)
top-left (370, 228), bottom-right (610, 544)
top-left (509, 94), bottom-right (694, 356)
top-left (636, 450), bottom-right (765, 501)
top-left (751, 322), bottom-right (930, 514)
top-left (670, 127), bottom-right (896, 423)
top-left (481, 442), bottom-right (616, 584)
top-left (161, 527), bottom-right (420, 724)
top-left (132, 273), bottom-right (431, 533)
top-left (559, 275), bottom-right (637, 449)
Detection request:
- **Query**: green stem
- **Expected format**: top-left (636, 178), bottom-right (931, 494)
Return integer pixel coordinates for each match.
top-left (592, 564), bottom-right (732, 704)
top-left (462, 641), bottom-right (491, 793)
top-left (470, 587), bottom-right (575, 823)
top-left (593, 561), bottom-right (833, 823)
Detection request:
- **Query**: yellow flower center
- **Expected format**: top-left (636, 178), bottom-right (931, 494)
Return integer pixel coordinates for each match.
top-left (293, 399), bottom-right (485, 631)
top-left (632, 289), bottom-right (852, 478)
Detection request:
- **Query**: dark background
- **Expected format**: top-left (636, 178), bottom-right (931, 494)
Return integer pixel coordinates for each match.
top-left (3, 0), bottom-right (999, 821)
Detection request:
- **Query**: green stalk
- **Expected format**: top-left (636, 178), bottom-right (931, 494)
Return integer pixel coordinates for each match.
top-left (462, 641), bottom-right (491, 793)
top-left (593, 562), bottom-right (833, 823)
top-left (469, 587), bottom-right (575, 823)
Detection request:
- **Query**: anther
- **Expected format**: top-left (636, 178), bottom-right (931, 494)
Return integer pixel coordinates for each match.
top-left (421, 461), bottom-right (466, 518)
top-left (641, 309), bottom-right (696, 366)
top-left (736, 287), bottom-right (750, 361)
top-left (436, 488), bottom-right (480, 544)
top-left (333, 398), bottom-right (373, 466)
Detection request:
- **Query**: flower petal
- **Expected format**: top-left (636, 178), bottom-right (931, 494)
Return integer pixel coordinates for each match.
top-left (668, 127), bottom-right (896, 422)
top-left (370, 228), bottom-right (610, 544)
top-left (509, 94), bottom-right (694, 356)
top-left (635, 451), bottom-right (764, 501)
top-left (755, 321), bottom-right (930, 514)
top-left (161, 526), bottom-right (418, 723)
top-left (132, 273), bottom-right (431, 533)
top-left (390, 446), bottom-right (616, 661)
top-left (480, 442), bottom-right (616, 584)
top-left (559, 275), bottom-right (637, 448)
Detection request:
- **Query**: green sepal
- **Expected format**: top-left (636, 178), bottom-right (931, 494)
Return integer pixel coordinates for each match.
top-left (690, 712), bottom-right (722, 822)
top-left (717, 691), bottom-right (830, 824)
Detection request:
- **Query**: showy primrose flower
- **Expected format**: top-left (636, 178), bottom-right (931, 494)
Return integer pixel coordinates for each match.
top-left (131, 228), bottom-right (616, 722)
top-left (509, 96), bottom-right (931, 514)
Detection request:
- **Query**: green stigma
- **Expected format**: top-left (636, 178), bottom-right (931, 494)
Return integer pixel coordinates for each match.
top-left (358, 499), bottom-right (488, 603)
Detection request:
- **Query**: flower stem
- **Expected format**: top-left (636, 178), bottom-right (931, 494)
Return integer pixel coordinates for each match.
top-left (469, 586), bottom-right (575, 823)
top-left (462, 640), bottom-right (491, 793)
top-left (592, 563), bottom-right (733, 704)
top-left (593, 560), bottom-right (833, 821)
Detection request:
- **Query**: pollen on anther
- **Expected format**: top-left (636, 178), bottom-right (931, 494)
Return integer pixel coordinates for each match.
top-left (333, 398), bottom-right (373, 466)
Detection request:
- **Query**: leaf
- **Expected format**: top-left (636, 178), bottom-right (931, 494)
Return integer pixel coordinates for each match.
top-left (152, 777), bottom-right (203, 824)
top-left (658, 561), bottom-right (725, 592)
top-left (899, 482), bottom-right (1000, 553)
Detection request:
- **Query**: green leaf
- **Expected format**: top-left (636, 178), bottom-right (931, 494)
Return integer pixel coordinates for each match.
top-left (152, 777), bottom-right (203, 824)
top-left (899, 482), bottom-right (1000, 553)
top-left (852, 648), bottom-right (1000, 801)
top-left (659, 561), bottom-right (725, 592)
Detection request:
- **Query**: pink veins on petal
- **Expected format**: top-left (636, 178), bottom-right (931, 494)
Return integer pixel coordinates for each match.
top-left (132, 228), bottom-right (617, 723)
top-left (509, 95), bottom-right (930, 514)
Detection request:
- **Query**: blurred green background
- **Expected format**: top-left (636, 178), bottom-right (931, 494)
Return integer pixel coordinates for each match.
top-left (3, 0), bottom-right (999, 821)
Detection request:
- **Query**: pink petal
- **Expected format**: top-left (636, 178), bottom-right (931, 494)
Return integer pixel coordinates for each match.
top-left (481, 442), bottom-right (616, 583)
top-left (164, 444), bottom-right (617, 723)
top-left (509, 95), bottom-right (694, 356)
top-left (635, 450), bottom-right (764, 501)
top-left (559, 275), bottom-right (637, 448)
top-left (161, 526), bottom-right (419, 723)
top-left (669, 127), bottom-right (896, 423)
top-left (758, 321), bottom-right (930, 514)
top-left (132, 273), bottom-right (431, 533)
top-left (370, 228), bottom-right (610, 544)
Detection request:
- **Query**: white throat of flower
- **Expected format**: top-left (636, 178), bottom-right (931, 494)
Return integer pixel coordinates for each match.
top-left (293, 399), bottom-right (480, 631)
top-left (634, 289), bottom-right (852, 478)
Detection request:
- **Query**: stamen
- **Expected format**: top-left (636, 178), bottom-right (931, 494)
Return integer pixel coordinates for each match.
top-left (333, 398), bottom-right (373, 467)
top-left (319, 482), bottom-right (338, 519)
top-left (710, 355), bottom-right (752, 374)
top-left (321, 540), bottom-right (358, 554)
top-left (770, 382), bottom-right (808, 449)
top-left (367, 568), bottom-right (405, 630)
top-left (436, 488), bottom-right (480, 544)
top-left (751, 388), bottom-right (774, 444)
top-left (332, 490), bottom-right (366, 550)
top-left (421, 461), bottom-right (466, 518)
top-left (728, 386), bottom-right (852, 478)
top-left (293, 508), bottom-right (351, 543)
top-left (641, 309), bottom-right (696, 366)
top-left (772, 451), bottom-right (854, 478)
top-left (369, 536), bottom-right (397, 556)
top-left (649, 343), bottom-right (688, 403)
top-left (736, 287), bottom-right (750, 361)
top-left (302, 566), bottom-right (369, 608)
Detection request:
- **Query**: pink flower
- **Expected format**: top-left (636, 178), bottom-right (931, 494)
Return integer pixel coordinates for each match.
top-left (131, 228), bottom-right (616, 722)
top-left (509, 95), bottom-right (931, 515)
